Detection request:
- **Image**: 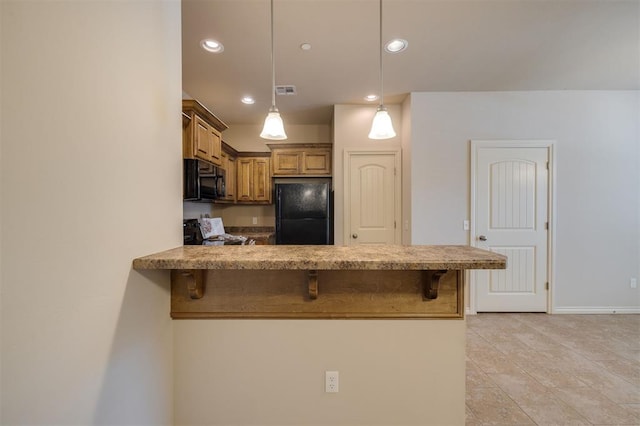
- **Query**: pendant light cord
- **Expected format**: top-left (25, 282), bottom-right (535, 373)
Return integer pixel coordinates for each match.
top-left (379, 0), bottom-right (384, 107)
top-left (270, 0), bottom-right (276, 109)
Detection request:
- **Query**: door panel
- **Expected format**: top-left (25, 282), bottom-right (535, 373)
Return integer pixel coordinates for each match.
top-left (474, 145), bottom-right (549, 312)
top-left (236, 158), bottom-right (253, 201)
top-left (488, 247), bottom-right (535, 293)
top-left (345, 151), bottom-right (400, 245)
top-left (253, 159), bottom-right (270, 202)
top-left (490, 160), bottom-right (536, 229)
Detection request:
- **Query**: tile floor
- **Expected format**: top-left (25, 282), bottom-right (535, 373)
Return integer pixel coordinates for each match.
top-left (466, 313), bottom-right (640, 425)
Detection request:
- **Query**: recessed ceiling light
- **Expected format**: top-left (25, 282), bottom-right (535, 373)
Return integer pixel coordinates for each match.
top-left (241, 96), bottom-right (255, 105)
top-left (384, 38), bottom-right (408, 53)
top-left (201, 39), bottom-right (224, 53)
top-left (300, 43), bottom-right (312, 51)
top-left (364, 94), bottom-right (379, 102)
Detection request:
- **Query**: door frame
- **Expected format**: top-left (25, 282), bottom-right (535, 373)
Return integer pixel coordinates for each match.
top-left (343, 149), bottom-right (402, 245)
top-left (469, 140), bottom-right (556, 314)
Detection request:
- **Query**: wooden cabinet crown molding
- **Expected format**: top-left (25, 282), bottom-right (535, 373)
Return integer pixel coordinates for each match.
top-left (236, 151), bottom-right (271, 158)
top-left (221, 141), bottom-right (239, 157)
top-left (266, 143), bottom-right (332, 150)
top-left (182, 99), bottom-right (228, 132)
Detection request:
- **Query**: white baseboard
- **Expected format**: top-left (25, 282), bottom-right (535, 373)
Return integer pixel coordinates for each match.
top-left (553, 306), bottom-right (640, 314)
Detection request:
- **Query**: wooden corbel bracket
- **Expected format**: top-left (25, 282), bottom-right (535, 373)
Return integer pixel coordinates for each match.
top-left (171, 269), bottom-right (206, 299)
top-left (423, 270), bottom-right (447, 300)
top-left (308, 270), bottom-right (318, 300)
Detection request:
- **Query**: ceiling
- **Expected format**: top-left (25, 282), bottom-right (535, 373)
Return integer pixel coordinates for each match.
top-left (182, 0), bottom-right (639, 126)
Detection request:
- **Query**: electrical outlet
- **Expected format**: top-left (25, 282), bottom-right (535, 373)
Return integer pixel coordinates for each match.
top-left (325, 371), bottom-right (339, 393)
top-left (631, 278), bottom-right (637, 289)
top-left (252, 217), bottom-right (258, 225)
top-left (463, 220), bottom-right (470, 231)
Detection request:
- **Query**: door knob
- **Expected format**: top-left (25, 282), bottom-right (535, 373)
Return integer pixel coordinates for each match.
top-left (478, 235), bottom-right (487, 241)
top-left (352, 234), bottom-right (358, 239)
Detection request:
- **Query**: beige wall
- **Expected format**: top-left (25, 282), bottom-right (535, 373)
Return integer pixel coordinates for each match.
top-left (408, 91), bottom-right (640, 312)
top-left (213, 204), bottom-right (276, 227)
top-left (224, 124), bottom-right (331, 152)
top-left (174, 319), bottom-right (465, 425)
top-left (0, 2), bottom-right (3, 421)
top-left (401, 97), bottom-right (413, 245)
top-left (0, 1), bottom-right (181, 424)
top-left (332, 104), bottom-right (403, 246)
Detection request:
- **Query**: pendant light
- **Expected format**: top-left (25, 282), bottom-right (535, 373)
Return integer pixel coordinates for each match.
top-left (368, 0), bottom-right (396, 140)
top-left (260, 0), bottom-right (287, 140)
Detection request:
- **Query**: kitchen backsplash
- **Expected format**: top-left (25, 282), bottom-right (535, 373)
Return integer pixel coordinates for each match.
top-left (212, 204), bottom-right (275, 227)
top-left (183, 201), bottom-right (213, 220)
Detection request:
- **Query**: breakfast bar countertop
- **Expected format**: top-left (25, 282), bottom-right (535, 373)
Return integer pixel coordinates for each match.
top-left (132, 244), bottom-right (507, 271)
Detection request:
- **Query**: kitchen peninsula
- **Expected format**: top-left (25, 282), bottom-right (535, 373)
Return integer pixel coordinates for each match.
top-left (133, 244), bottom-right (506, 319)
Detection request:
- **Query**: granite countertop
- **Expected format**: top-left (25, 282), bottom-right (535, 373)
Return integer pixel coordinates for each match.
top-left (225, 226), bottom-right (274, 234)
top-left (224, 226), bottom-right (275, 243)
top-left (132, 245), bottom-right (506, 271)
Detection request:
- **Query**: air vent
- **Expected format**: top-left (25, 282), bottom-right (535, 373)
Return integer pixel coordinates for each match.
top-left (275, 85), bottom-right (297, 96)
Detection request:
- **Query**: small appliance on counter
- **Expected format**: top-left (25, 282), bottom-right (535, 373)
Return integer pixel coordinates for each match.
top-left (183, 218), bottom-right (253, 245)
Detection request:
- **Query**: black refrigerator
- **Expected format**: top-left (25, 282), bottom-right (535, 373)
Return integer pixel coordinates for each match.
top-left (275, 179), bottom-right (333, 245)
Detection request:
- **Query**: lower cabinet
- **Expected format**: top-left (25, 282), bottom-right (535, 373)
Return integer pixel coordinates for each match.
top-left (236, 155), bottom-right (271, 204)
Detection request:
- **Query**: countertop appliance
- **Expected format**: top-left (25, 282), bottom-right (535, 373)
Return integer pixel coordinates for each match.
top-left (184, 159), bottom-right (225, 202)
top-left (183, 219), bottom-right (248, 245)
top-left (275, 179), bottom-right (333, 245)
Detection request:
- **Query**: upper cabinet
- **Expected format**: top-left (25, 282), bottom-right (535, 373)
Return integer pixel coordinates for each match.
top-left (219, 142), bottom-right (237, 203)
top-left (236, 154), bottom-right (271, 204)
top-left (182, 99), bottom-right (228, 167)
top-left (268, 143), bottom-right (332, 176)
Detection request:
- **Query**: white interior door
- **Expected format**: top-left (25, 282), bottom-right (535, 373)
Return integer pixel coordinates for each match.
top-left (344, 151), bottom-right (400, 245)
top-left (472, 141), bottom-right (551, 312)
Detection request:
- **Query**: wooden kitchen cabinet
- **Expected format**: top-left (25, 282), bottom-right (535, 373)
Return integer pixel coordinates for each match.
top-left (183, 99), bottom-right (227, 167)
top-left (218, 142), bottom-right (237, 203)
top-left (268, 143), bottom-right (332, 176)
top-left (302, 148), bottom-right (332, 174)
top-left (222, 153), bottom-right (236, 201)
top-left (236, 154), bottom-right (271, 204)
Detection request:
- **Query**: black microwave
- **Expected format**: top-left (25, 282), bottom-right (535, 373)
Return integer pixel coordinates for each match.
top-left (184, 159), bottom-right (226, 201)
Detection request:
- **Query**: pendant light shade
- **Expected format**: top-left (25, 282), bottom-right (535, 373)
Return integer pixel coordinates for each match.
top-left (368, 0), bottom-right (395, 140)
top-left (260, 106), bottom-right (287, 140)
top-left (368, 105), bottom-right (396, 139)
top-left (260, 0), bottom-right (287, 140)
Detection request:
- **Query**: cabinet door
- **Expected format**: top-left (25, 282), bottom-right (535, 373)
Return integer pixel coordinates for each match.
top-left (272, 150), bottom-right (301, 175)
top-left (225, 155), bottom-right (236, 201)
top-left (210, 127), bottom-right (222, 166)
top-left (193, 115), bottom-right (212, 161)
top-left (302, 149), bottom-right (331, 175)
top-left (236, 158), bottom-right (253, 202)
top-left (252, 158), bottom-right (271, 203)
